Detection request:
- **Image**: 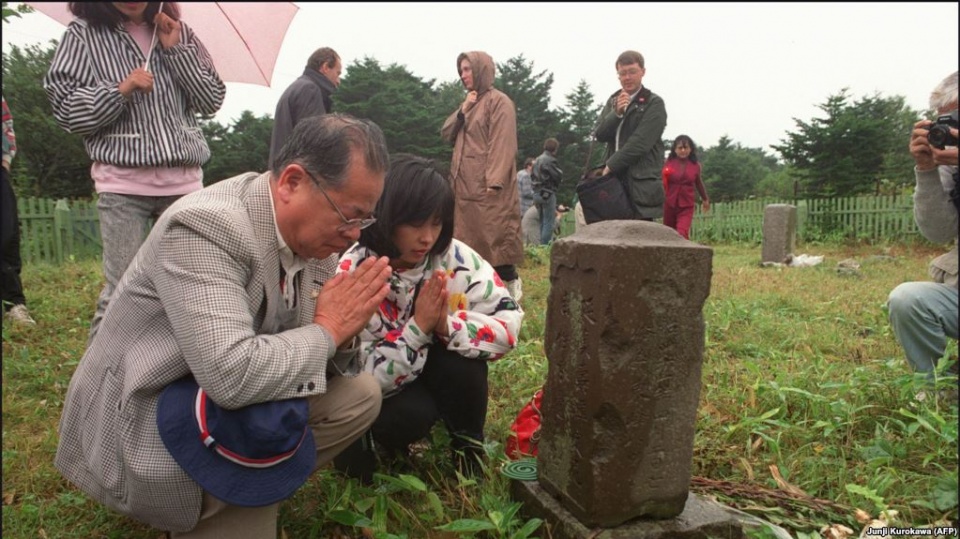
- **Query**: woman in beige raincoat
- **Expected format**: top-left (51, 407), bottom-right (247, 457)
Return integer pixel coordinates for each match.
top-left (441, 51), bottom-right (524, 300)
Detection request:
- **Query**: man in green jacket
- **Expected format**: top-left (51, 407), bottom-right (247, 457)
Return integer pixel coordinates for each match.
top-left (597, 50), bottom-right (667, 220)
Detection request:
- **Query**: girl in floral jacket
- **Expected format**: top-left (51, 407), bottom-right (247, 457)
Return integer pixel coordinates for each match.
top-left (333, 154), bottom-right (523, 481)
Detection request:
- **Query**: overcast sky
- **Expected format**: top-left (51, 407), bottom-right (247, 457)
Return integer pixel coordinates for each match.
top-left (4, 2), bottom-right (958, 157)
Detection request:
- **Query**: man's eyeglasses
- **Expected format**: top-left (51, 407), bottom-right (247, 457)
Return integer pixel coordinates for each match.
top-left (301, 168), bottom-right (377, 232)
top-left (617, 68), bottom-right (642, 78)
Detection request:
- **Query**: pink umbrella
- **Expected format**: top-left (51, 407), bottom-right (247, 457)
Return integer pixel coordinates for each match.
top-left (26, 2), bottom-right (299, 87)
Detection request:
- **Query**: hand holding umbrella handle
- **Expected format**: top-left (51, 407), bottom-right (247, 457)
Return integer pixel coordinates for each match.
top-left (153, 11), bottom-right (182, 50)
top-left (119, 68), bottom-right (154, 101)
top-left (143, 2), bottom-right (179, 72)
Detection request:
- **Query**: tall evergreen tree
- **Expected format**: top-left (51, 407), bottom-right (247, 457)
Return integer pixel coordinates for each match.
top-left (495, 55), bottom-right (576, 203)
top-left (201, 111), bottom-right (274, 185)
top-left (700, 136), bottom-right (780, 201)
top-left (771, 89), bottom-right (918, 196)
top-left (557, 79), bottom-right (602, 204)
top-left (564, 79), bottom-right (602, 143)
top-left (335, 57), bottom-right (451, 162)
top-left (564, 83), bottom-right (602, 161)
top-left (495, 55), bottom-right (566, 169)
top-left (2, 42), bottom-right (92, 198)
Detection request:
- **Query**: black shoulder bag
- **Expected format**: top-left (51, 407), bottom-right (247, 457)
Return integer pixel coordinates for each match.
top-left (575, 88), bottom-right (653, 224)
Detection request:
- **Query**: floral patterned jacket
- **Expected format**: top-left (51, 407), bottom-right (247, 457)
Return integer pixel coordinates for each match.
top-left (337, 239), bottom-right (523, 396)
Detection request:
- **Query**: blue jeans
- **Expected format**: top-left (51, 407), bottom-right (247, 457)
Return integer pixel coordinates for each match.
top-left (535, 191), bottom-right (557, 246)
top-left (90, 192), bottom-right (183, 340)
top-left (888, 281), bottom-right (959, 379)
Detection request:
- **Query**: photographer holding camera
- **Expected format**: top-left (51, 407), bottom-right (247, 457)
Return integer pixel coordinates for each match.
top-left (888, 71), bottom-right (958, 390)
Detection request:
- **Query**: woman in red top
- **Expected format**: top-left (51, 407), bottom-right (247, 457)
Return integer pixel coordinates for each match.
top-left (662, 135), bottom-right (710, 239)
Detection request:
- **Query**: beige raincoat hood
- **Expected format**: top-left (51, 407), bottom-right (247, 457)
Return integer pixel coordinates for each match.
top-left (441, 51), bottom-right (522, 267)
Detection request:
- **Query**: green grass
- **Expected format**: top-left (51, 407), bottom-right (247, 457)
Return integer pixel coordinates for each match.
top-left (2, 242), bottom-right (957, 538)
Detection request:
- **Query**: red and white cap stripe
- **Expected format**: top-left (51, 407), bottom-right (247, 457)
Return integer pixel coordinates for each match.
top-left (193, 389), bottom-right (305, 469)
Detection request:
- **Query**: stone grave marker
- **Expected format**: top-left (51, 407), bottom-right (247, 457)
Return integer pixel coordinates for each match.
top-left (539, 221), bottom-right (711, 526)
top-left (761, 204), bottom-right (797, 264)
top-left (512, 220), bottom-right (790, 539)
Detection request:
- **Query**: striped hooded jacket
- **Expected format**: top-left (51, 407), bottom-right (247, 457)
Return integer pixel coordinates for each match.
top-left (44, 18), bottom-right (225, 169)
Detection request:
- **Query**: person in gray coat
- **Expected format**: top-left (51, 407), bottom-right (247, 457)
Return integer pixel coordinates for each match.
top-left (268, 47), bottom-right (342, 169)
top-left (517, 157), bottom-right (535, 217)
top-left (888, 71), bottom-right (958, 385)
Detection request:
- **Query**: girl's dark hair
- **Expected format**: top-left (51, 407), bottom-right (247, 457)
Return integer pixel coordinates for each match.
top-left (668, 134), bottom-right (699, 164)
top-left (359, 154), bottom-right (455, 259)
top-left (69, 2), bottom-right (180, 28)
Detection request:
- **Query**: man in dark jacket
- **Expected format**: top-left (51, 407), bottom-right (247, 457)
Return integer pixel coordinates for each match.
top-left (532, 138), bottom-right (563, 245)
top-left (596, 50), bottom-right (667, 220)
top-left (269, 47), bottom-right (342, 169)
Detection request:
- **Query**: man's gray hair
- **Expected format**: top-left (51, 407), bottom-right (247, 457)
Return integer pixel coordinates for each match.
top-left (929, 71), bottom-right (958, 111)
top-left (272, 113), bottom-right (389, 188)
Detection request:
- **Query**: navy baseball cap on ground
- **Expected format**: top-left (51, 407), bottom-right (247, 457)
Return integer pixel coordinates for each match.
top-left (156, 376), bottom-right (316, 507)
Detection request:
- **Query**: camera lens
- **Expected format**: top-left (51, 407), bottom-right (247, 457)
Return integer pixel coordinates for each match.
top-left (927, 125), bottom-right (949, 149)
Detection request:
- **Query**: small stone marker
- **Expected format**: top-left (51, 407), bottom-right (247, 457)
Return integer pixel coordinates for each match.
top-left (536, 220), bottom-right (712, 527)
top-left (761, 204), bottom-right (797, 264)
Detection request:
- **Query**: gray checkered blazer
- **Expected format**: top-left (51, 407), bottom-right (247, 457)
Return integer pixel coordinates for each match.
top-left (54, 172), bottom-right (342, 532)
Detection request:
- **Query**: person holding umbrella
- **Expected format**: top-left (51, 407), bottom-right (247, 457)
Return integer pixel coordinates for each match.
top-left (43, 2), bottom-right (226, 340)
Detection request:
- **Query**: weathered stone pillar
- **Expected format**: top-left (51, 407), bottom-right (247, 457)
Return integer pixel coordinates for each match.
top-left (761, 204), bottom-right (797, 264)
top-left (536, 221), bottom-right (712, 528)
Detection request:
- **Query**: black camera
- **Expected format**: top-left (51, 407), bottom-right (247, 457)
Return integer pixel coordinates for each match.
top-left (927, 110), bottom-right (959, 149)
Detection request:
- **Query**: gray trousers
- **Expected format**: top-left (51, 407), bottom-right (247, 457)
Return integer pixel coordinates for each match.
top-left (888, 281), bottom-right (959, 379)
top-left (90, 192), bottom-right (182, 340)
